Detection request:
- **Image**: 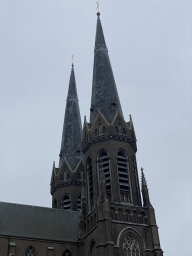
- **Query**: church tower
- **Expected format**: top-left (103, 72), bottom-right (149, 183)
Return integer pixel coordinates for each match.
top-left (79, 12), bottom-right (163, 256)
top-left (50, 64), bottom-right (85, 212)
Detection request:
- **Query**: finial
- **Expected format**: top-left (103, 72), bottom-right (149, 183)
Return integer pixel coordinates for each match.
top-left (71, 54), bottom-right (74, 66)
top-left (96, 1), bottom-right (100, 15)
top-left (141, 167), bottom-right (144, 172)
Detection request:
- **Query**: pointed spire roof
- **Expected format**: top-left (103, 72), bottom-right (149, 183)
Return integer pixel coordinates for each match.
top-left (141, 168), bottom-right (148, 190)
top-left (59, 65), bottom-right (82, 168)
top-left (90, 14), bottom-right (123, 123)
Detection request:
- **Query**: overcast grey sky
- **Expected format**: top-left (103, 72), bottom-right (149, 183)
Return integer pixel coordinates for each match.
top-left (0, 0), bottom-right (192, 255)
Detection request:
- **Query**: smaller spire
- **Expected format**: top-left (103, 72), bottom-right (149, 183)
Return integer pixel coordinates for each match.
top-left (141, 167), bottom-right (147, 189)
top-left (59, 65), bottom-right (82, 169)
top-left (141, 168), bottom-right (151, 207)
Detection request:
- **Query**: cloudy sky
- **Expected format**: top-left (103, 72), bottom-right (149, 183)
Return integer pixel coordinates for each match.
top-left (0, 0), bottom-right (192, 255)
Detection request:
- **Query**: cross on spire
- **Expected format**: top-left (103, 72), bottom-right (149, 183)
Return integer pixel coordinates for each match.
top-left (71, 55), bottom-right (74, 66)
top-left (96, 1), bottom-right (100, 14)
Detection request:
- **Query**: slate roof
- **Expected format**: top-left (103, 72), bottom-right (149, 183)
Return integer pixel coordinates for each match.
top-left (59, 66), bottom-right (83, 169)
top-left (0, 202), bottom-right (80, 241)
top-left (90, 14), bottom-right (123, 123)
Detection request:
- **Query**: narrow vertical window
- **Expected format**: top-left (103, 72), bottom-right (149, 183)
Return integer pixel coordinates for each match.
top-left (98, 150), bottom-right (111, 193)
top-left (98, 123), bottom-right (102, 134)
top-left (77, 172), bottom-right (81, 180)
top-left (87, 157), bottom-right (93, 210)
top-left (77, 194), bottom-right (81, 211)
top-left (118, 123), bottom-right (122, 134)
top-left (53, 199), bottom-right (57, 209)
top-left (95, 128), bottom-right (98, 136)
top-left (117, 150), bottom-right (131, 203)
top-left (61, 194), bottom-right (71, 210)
top-left (103, 126), bottom-right (106, 134)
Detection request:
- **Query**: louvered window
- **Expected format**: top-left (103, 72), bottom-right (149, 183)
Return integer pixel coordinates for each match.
top-left (117, 150), bottom-right (130, 202)
top-left (87, 158), bottom-right (93, 209)
top-left (77, 194), bottom-right (81, 211)
top-left (61, 194), bottom-right (71, 210)
top-left (98, 150), bottom-right (111, 192)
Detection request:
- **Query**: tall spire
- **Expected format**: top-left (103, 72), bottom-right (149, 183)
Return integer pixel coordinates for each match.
top-left (59, 65), bottom-right (82, 168)
top-left (90, 13), bottom-right (123, 123)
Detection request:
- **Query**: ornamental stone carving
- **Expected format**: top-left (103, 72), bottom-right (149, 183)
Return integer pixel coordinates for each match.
top-left (123, 234), bottom-right (140, 256)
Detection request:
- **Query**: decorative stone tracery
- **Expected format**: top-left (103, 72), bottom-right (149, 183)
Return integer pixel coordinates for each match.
top-left (25, 246), bottom-right (36, 256)
top-left (123, 234), bottom-right (140, 256)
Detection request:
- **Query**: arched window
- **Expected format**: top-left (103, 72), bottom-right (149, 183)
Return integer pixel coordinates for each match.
top-left (122, 234), bottom-right (140, 256)
top-left (61, 194), bottom-right (71, 210)
top-left (98, 150), bottom-right (111, 192)
top-left (25, 246), bottom-right (36, 256)
top-left (103, 126), bottom-right (106, 134)
top-left (77, 194), bottom-right (81, 211)
top-left (53, 199), bottom-right (57, 209)
top-left (90, 240), bottom-right (96, 256)
top-left (117, 150), bottom-right (131, 203)
top-left (87, 157), bottom-right (93, 210)
top-left (62, 249), bottom-right (72, 256)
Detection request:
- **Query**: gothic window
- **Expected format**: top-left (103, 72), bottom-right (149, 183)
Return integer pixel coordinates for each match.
top-left (87, 157), bottom-right (93, 210)
top-left (98, 123), bottom-right (102, 134)
top-left (53, 198), bottom-right (57, 208)
top-left (103, 126), bottom-right (106, 134)
top-left (64, 170), bottom-right (67, 180)
top-left (77, 172), bottom-right (81, 180)
top-left (90, 240), bottom-right (96, 256)
top-left (25, 246), bottom-right (36, 256)
top-left (117, 150), bottom-right (130, 202)
top-left (123, 234), bottom-right (140, 256)
top-left (77, 194), bottom-right (81, 211)
top-left (81, 169), bottom-right (83, 180)
top-left (61, 194), bottom-right (71, 210)
top-left (118, 123), bottom-right (122, 134)
top-left (122, 128), bottom-right (126, 135)
top-left (62, 250), bottom-right (72, 256)
top-left (98, 150), bottom-right (111, 192)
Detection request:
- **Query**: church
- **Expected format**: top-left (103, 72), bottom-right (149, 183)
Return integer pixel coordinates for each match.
top-left (0, 11), bottom-right (163, 256)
